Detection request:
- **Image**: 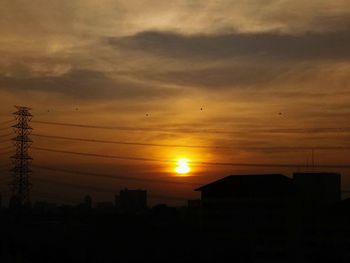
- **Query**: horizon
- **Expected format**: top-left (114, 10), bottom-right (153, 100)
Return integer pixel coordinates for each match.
top-left (1, 1), bottom-right (350, 206)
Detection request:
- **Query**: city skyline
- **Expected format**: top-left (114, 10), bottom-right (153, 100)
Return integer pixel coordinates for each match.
top-left (1, 1), bottom-right (350, 204)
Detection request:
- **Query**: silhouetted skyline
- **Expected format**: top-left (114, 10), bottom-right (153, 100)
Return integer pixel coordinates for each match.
top-left (1, 2), bottom-right (350, 262)
top-left (1, 1), bottom-right (350, 204)
top-left (0, 171), bottom-right (349, 262)
top-left (1, 106), bottom-right (350, 205)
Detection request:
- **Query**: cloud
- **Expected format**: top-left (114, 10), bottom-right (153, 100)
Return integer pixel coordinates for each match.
top-left (135, 65), bottom-right (291, 89)
top-left (2, 1), bottom-right (350, 37)
top-left (107, 29), bottom-right (350, 89)
top-left (0, 69), bottom-right (182, 100)
top-left (110, 30), bottom-right (350, 61)
top-left (2, 1), bottom-right (350, 94)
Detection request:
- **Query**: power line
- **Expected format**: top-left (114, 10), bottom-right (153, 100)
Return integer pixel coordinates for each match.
top-left (0, 145), bottom-right (13, 151)
top-left (24, 177), bottom-right (350, 203)
top-left (33, 165), bottom-right (199, 186)
top-left (31, 146), bottom-right (350, 169)
top-left (0, 120), bottom-right (14, 126)
top-left (0, 134), bottom-right (12, 139)
top-left (0, 151), bottom-right (13, 156)
top-left (32, 120), bottom-right (350, 134)
top-left (32, 133), bottom-right (225, 149)
top-left (32, 146), bottom-right (170, 163)
top-left (33, 120), bottom-right (239, 134)
top-left (32, 176), bottom-right (188, 201)
top-left (32, 133), bottom-right (350, 151)
top-left (0, 141), bottom-right (13, 145)
top-left (0, 127), bottom-right (11, 131)
top-left (33, 120), bottom-right (183, 133)
top-left (193, 161), bottom-right (350, 169)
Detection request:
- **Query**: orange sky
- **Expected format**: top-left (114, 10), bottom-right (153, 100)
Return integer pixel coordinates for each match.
top-left (1, 0), bottom-right (350, 205)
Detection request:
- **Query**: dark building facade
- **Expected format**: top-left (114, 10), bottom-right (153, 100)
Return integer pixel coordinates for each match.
top-left (196, 174), bottom-right (298, 262)
top-left (117, 188), bottom-right (147, 214)
top-left (195, 174), bottom-right (298, 229)
top-left (195, 172), bottom-right (344, 262)
top-left (293, 172), bottom-right (341, 209)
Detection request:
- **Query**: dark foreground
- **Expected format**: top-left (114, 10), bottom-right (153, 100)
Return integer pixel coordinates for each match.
top-left (0, 202), bottom-right (350, 263)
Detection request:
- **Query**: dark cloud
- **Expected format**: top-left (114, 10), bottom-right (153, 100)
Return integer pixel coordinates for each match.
top-left (108, 29), bottom-right (350, 89)
top-left (0, 69), bottom-right (182, 100)
top-left (136, 65), bottom-right (291, 88)
top-left (109, 30), bottom-right (350, 61)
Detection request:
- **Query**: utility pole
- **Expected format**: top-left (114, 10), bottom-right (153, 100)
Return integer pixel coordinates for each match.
top-left (10, 106), bottom-right (33, 209)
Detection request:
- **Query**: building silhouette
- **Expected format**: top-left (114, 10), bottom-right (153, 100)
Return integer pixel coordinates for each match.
top-left (84, 195), bottom-right (92, 209)
top-left (194, 172), bottom-right (344, 262)
top-left (116, 188), bottom-right (147, 214)
top-left (95, 201), bottom-right (114, 213)
top-left (195, 174), bottom-right (298, 262)
top-left (293, 172), bottom-right (341, 210)
top-left (0, 171), bottom-right (347, 262)
top-left (195, 174), bottom-right (297, 229)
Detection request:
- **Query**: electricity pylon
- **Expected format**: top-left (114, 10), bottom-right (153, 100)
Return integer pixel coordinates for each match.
top-left (10, 106), bottom-right (33, 208)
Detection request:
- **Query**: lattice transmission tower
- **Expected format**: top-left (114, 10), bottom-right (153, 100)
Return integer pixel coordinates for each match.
top-left (10, 106), bottom-right (33, 208)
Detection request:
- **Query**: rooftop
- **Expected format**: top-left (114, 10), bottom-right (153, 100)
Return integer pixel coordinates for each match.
top-left (195, 174), bottom-right (296, 197)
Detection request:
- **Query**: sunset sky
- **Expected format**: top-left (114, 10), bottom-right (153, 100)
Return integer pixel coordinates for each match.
top-left (1, 0), bottom-right (350, 205)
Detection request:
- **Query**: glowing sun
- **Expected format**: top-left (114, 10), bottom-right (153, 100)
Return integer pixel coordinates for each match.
top-left (175, 158), bottom-right (191, 175)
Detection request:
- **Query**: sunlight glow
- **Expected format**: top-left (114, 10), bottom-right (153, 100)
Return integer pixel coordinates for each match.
top-left (175, 158), bottom-right (191, 175)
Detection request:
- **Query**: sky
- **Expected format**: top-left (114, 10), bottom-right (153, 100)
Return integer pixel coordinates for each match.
top-left (1, 0), bottom-right (350, 205)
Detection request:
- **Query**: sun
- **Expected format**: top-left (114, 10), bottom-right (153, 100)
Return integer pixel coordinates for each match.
top-left (175, 158), bottom-right (191, 175)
